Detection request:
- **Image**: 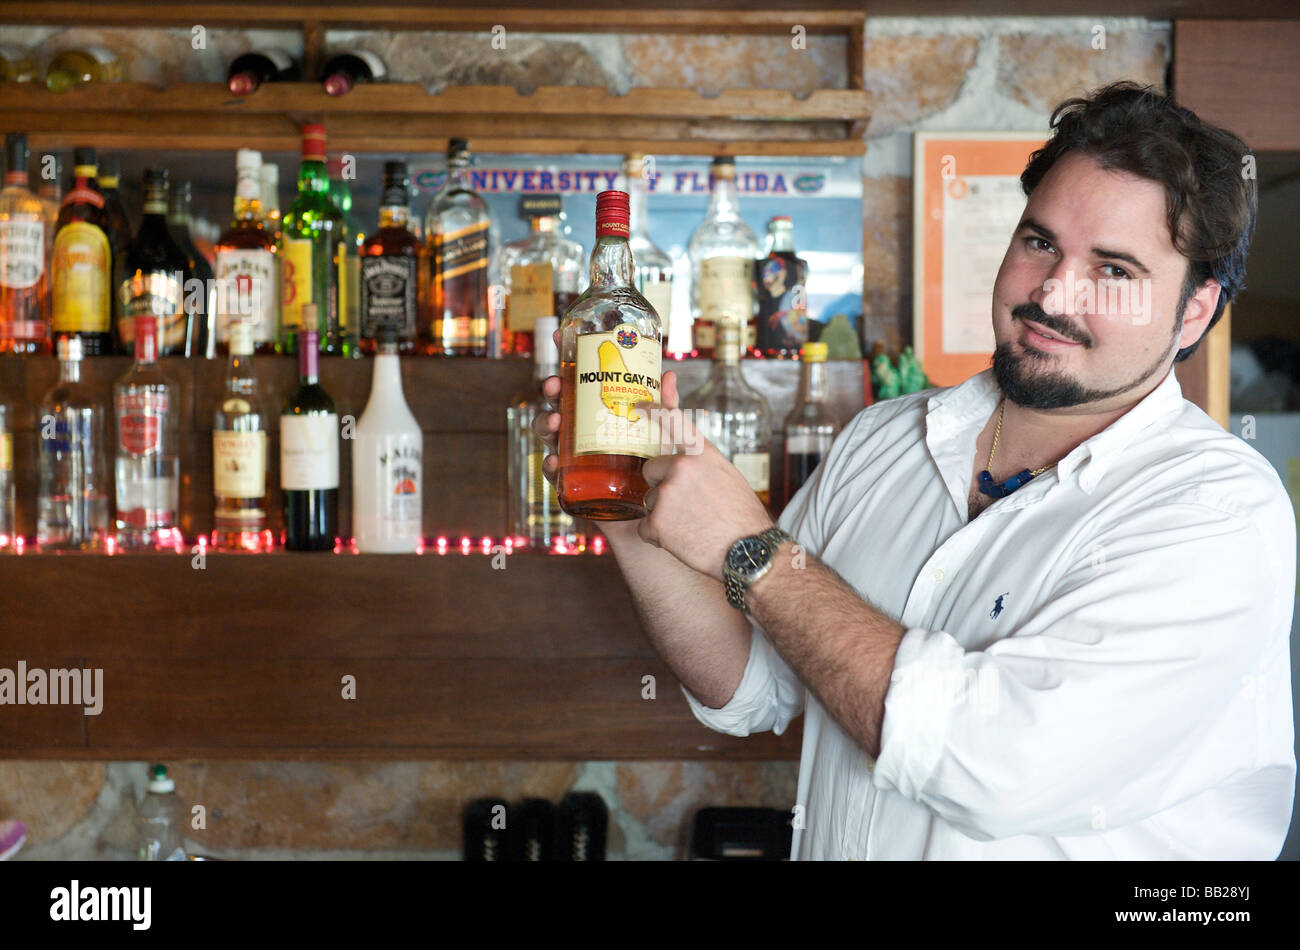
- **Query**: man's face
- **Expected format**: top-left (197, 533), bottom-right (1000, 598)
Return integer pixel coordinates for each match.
top-left (990, 151), bottom-right (1219, 411)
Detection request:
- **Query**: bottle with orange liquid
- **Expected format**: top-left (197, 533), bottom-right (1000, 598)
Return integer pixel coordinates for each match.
top-left (557, 190), bottom-right (662, 521)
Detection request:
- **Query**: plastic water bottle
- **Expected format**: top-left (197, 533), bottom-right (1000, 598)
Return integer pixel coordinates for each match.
top-left (138, 764), bottom-right (185, 860)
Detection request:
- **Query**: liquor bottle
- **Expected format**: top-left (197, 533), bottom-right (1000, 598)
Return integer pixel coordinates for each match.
top-left (96, 154), bottom-right (133, 253)
top-left (226, 49), bottom-right (299, 95)
top-left (213, 149), bottom-right (278, 355)
top-left (424, 138), bottom-right (490, 357)
top-left (621, 154), bottom-right (674, 349)
top-left (281, 327), bottom-right (338, 551)
top-left (137, 765), bottom-right (185, 861)
top-left (0, 45), bottom-right (36, 83)
top-left (1, 132), bottom-right (50, 355)
top-left (280, 126), bottom-right (344, 355)
top-left (36, 152), bottom-right (61, 337)
top-left (359, 161), bottom-right (419, 355)
top-left (326, 155), bottom-right (362, 356)
top-left (51, 147), bottom-right (113, 355)
top-left (353, 328), bottom-right (422, 553)
top-left (36, 336), bottom-right (109, 551)
top-left (45, 47), bottom-right (123, 92)
top-left (259, 163), bottom-right (281, 242)
top-left (687, 156), bottom-right (758, 358)
top-left (507, 317), bottom-right (584, 550)
top-left (212, 323), bottom-right (268, 551)
top-left (557, 190), bottom-right (662, 521)
top-left (0, 399), bottom-right (14, 549)
top-left (782, 340), bottom-right (839, 508)
top-left (321, 50), bottom-right (387, 95)
top-left (167, 179), bottom-right (216, 357)
top-left (755, 216), bottom-right (808, 358)
top-left (112, 315), bottom-right (178, 548)
top-left (681, 322), bottom-right (772, 509)
top-left (495, 195), bottom-right (583, 358)
top-left (116, 168), bottom-right (193, 357)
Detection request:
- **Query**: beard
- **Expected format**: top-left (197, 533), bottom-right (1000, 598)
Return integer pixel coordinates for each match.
top-left (992, 303), bottom-right (1181, 409)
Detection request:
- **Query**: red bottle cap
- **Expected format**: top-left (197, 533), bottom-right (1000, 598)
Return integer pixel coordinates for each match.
top-left (228, 71), bottom-right (257, 96)
top-left (595, 190), bottom-right (629, 239)
top-left (301, 124), bottom-right (327, 162)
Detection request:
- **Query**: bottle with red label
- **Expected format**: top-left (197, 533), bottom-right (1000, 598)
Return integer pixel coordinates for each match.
top-left (113, 314), bottom-right (178, 548)
top-left (557, 190), bottom-right (662, 521)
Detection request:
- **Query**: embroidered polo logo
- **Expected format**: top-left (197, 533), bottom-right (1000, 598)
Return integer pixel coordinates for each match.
top-left (989, 593), bottom-right (1009, 619)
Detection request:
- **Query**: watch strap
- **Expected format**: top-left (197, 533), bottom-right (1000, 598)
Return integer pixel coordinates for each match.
top-left (723, 527), bottom-right (794, 611)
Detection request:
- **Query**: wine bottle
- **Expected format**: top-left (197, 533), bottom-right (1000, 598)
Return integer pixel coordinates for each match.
top-left (45, 47), bottom-right (123, 92)
top-left (51, 147), bottom-right (113, 356)
top-left (0, 45), bottom-right (36, 83)
top-left (116, 168), bottom-right (193, 357)
top-left (353, 328), bottom-right (422, 553)
top-left (321, 50), bottom-right (387, 96)
top-left (212, 323), bottom-right (268, 551)
top-left (113, 315), bottom-right (179, 548)
top-left (556, 190), bottom-right (662, 521)
top-left (281, 325), bottom-right (339, 551)
top-left (227, 49), bottom-right (299, 96)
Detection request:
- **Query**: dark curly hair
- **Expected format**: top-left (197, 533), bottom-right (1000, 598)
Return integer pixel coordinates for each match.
top-left (1020, 81), bottom-right (1258, 362)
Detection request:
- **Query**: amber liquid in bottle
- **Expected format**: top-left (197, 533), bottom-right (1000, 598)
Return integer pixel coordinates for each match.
top-left (556, 190), bottom-right (661, 521)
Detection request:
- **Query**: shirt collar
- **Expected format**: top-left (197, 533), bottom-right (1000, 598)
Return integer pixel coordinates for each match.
top-left (925, 367), bottom-right (1186, 494)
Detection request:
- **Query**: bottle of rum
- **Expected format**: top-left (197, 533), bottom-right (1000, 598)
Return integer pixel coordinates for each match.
top-left (37, 336), bottom-right (109, 550)
top-left (359, 161), bottom-right (419, 355)
top-left (327, 155), bottom-right (363, 357)
top-left (213, 149), bottom-right (278, 355)
top-left (424, 138), bottom-right (490, 357)
top-left (621, 154), bottom-right (674, 350)
top-left (782, 341), bottom-right (839, 508)
top-left (167, 179), bottom-right (216, 358)
top-left (682, 322), bottom-right (773, 509)
top-left (756, 216), bottom-right (808, 358)
top-left (281, 327), bottom-right (338, 551)
top-left (280, 126), bottom-right (344, 355)
top-left (51, 147), bottom-right (113, 355)
top-left (112, 315), bottom-right (178, 548)
top-left (353, 328), bottom-right (422, 553)
top-left (212, 323), bottom-right (268, 551)
top-left (117, 168), bottom-right (193, 357)
top-left (507, 316), bottom-right (584, 551)
top-left (557, 190), bottom-right (662, 521)
top-left (45, 47), bottom-right (123, 92)
top-left (687, 156), bottom-right (758, 358)
top-left (226, 49), bottom-right (299, 95)
top-left (495, 195), bottom-right (584, 358)
top-left (1, 132), bottom-right (50, 354)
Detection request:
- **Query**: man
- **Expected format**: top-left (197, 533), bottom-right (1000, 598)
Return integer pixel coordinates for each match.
top-left (535, 82), bottom-right (1296, 859)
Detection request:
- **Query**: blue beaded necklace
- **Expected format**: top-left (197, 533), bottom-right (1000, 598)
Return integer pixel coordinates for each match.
top-left (977, 399), bottom-right (1056, 499)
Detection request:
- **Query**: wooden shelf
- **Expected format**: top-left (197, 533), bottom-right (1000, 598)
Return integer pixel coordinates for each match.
top-left (2, 83), bottom-right (869, 156)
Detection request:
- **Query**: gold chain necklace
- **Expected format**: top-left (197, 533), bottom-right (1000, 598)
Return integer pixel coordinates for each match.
top-left (977, 400), bottom-right (1056, 499)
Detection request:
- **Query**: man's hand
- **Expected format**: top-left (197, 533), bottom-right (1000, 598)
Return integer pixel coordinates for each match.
top-left (636, 404), bottom-right (775, 582)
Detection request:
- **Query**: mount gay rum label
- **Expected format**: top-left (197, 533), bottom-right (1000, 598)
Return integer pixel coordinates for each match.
top-left (573, 325), bottom-right (661, 458)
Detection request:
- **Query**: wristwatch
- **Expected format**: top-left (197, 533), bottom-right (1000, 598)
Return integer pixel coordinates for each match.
top-left (723, 527), bottom-right (795, 612)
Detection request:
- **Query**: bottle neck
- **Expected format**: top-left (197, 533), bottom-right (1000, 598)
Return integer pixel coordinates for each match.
top-left (371, 344), bottom-right (406, 399)
top-left (708, 175), bottom-right (740, 218)
top-left (298, 159), bottom-right (329, 194)
top-left (59, 357), bottom-right (82, 384)
top-left (531, 216), bottom-right (557, 234)
top-left (134, 326), bottom-right (158, 365)
top-left (447, 161), bottom-right (472, 191)
top-left (142, 186), bottom-right (168, 220)
top-left (225, 349), bottom-right (256, 395)
top-left (297, 342), bottom-right (319, 384)
top-left (3, 171), bottom-right (28, 190)
top-left (799, 360), bottom-right (829, 404)
top-left (588, 235), bottom-right (634, 289)
top-left (627, 173), bottom-right (650, 238)
top-left (769, 228), bottom-right (795, 253)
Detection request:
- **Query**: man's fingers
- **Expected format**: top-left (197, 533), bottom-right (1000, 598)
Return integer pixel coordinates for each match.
top-left (660, 369), bottom-right (679, 411)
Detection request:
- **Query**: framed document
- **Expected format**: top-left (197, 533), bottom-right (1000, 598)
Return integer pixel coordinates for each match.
top-left (913, 132), bottom-right (1045, 386)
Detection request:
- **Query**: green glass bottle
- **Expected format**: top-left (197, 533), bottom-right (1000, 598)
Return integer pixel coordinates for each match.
top-left (279, 124), bottom-right (344, 356)
top-left (327, 157), bottom-right (364, 359)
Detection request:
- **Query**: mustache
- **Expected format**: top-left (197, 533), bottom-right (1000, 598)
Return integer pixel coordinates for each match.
top-left (1011, 304), bottom-right (1090, 346)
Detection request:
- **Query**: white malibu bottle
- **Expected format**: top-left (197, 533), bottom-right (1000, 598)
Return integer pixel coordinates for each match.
top-left (353, 329), bottom-right (422, 552)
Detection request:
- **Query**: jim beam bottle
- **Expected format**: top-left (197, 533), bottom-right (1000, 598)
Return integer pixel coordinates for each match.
top-left (557, 191), bottom-right (662, 521)
top-left (213, 149), bottom-right (278, 354)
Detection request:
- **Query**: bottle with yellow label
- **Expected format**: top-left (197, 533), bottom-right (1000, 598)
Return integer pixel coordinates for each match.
top-left (280, 124), bottom-right (344, 356)
top-left (51, 147), bottom-right (113, 355)
top-left (557, 190), bottom-right (662, 521)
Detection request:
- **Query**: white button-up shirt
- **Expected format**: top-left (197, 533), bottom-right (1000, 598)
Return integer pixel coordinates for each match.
top-left (683, 367), bottom-right (1297, 859)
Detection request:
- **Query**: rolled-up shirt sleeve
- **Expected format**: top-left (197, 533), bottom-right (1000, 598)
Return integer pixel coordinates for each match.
top-left (872, 498), bottom-right (1297, 844)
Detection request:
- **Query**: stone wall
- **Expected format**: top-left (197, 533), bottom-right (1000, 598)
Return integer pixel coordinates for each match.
top-left (0, 15), bottom-right (1167, 860)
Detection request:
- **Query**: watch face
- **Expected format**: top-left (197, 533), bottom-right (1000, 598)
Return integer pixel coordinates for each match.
top-left (727, 537), bottom-right (771, 576)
